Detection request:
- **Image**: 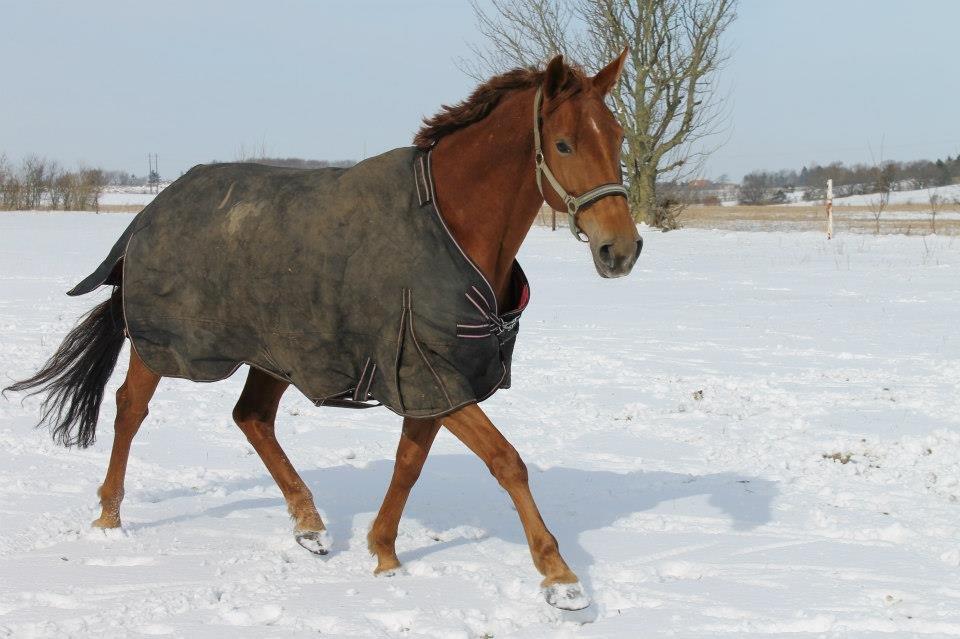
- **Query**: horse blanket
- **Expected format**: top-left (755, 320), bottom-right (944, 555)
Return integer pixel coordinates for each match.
top-left (68, 147), bottom-right (529, 417)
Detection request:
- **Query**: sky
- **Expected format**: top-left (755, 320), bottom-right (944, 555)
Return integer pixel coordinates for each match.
top-left (711, 0), bottom-right (960, 180)
top-left (2, 1), bottom-right (959, 181)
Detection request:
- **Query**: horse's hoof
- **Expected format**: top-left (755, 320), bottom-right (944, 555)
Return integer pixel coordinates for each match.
top-left (295, 530), bottom-right (331, 555)
top-left (91, 515), bottom-right (121, 529)
top-left (373, 564), bottom-right (405, 578)
top-left (543, 581), bottom-right (591, 610)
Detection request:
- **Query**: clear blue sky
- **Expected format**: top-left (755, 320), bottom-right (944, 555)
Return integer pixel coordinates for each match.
top-left (711, 0), bottom-right (960, 180)
top-left (2, 1), bottom-right (958, 181)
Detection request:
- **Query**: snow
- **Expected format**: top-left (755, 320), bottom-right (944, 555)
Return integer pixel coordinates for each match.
top-left (840, 210), bottom-right (960, 221)
top-left (1, 212), bottom-right (959, 637)
top-left (99, 188), bottom-right (164, 207)
top-left (784, 184), bottom-right (960, 207)
top-left (833, 184), bottom-right (960, 206)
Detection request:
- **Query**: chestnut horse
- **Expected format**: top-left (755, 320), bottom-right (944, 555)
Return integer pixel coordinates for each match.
top-left (5, 50), bottom-right (640, 610)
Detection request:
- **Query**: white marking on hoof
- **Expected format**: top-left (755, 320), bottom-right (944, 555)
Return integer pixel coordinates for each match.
top-left (295, 530), bottom-right (331, 555)
top-left (374, 565), bottom-right (407, 578)
top-left (543, 581), bottom-right (591, 610)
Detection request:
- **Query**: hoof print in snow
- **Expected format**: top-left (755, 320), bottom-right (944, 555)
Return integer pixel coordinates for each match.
top-left (560, 603), bottom-right (600, 625)
top-left (295, 530), bottom-right (331, 555)
top-left (543, 581), bottom-right (591, 611)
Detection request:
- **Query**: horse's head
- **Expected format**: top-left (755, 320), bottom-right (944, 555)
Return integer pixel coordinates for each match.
top-left (537, 49), bottom-right (641, 278)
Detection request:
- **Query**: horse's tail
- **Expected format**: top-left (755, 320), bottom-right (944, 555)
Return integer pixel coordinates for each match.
top-left (3, 287), bottom-right (126, 448)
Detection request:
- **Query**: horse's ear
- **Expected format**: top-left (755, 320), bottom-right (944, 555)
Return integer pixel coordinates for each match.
top-left (543, 54), bottom-right (567, 98)
top-left (593, 47), bottom-right (629, 96)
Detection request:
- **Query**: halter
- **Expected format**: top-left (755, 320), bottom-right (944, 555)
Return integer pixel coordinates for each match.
top-left (533, 86), bottom-right (629, 241)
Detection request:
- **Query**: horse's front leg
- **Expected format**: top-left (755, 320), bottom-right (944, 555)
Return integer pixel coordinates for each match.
top-left (443, 404), bottom-right (589, 610)
top-left (368, 417), bottom-right (441, 574)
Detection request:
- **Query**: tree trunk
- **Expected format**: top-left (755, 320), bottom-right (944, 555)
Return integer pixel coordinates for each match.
top-left (629, 165), bottom-right (657, 226)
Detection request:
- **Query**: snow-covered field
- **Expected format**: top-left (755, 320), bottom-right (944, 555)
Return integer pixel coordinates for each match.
top-left (99, 188), bottom-right (166, 207)
top-left (1, 212), bottom-right (959, 637)
top-left (781, 184), bottom-right (960, 208)
top-left (832, 184), bottom-right (960, 207)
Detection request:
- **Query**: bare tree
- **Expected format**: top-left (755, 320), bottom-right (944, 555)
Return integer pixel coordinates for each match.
top-left (0, 156), bottom-right (109, 212)
top-left (51, 171), bottom-right (73, 210)
top-left (738, 171), bottom-right (771, 205)
top-left (21, 156), bottom-right (51, 209)
top-left (927, 190), bottom-right (944, 234)
top-left (235, 139), bottom-right (269, 163)
top-left (0, 154), bottom-right (12, 209)
top-left (46, 161), bottom-right (64, 209)
top-left (464, 0), bottom-right (737, 228)
top-left (867, 188), bottom-right (889, 235)
top-left (866, 142), bottom-right (893, 235)
top-left (78, 168), bottom-right (106, 213)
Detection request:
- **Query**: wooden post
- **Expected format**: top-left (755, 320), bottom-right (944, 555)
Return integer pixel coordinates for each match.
top-left (826, 178), bottom-right (834, 240)
top-left (551, 207), bottom-right (556, 231)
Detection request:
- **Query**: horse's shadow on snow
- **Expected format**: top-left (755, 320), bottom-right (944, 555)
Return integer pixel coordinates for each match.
top-left (138, 452), bottom-right (777, 593)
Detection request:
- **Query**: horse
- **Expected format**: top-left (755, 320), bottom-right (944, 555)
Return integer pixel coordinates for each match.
top-left (4, 49), bottom-right (641, 610)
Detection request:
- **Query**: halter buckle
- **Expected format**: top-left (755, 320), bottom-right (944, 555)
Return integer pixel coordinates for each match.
top-left (566, 201), bottom-right (589, 242)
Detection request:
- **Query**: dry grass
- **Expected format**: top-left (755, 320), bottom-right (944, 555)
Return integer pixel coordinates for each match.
top-left (535, 202), bottom-right (960, 235)
top-left (680, 203), bottom-right (960, 235)
top-left (0, 204), bottom-right (146, 214)
top-left (96, 204), bottom-right (145, 213)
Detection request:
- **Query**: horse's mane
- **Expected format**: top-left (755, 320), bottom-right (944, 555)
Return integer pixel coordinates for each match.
top-left (413, 62), bottom-right (589, 150)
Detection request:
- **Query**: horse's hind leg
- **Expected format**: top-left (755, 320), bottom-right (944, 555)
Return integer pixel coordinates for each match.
top-left (368, 417), bottom-right (441, 574)
top-left (232, 367), bottom-right (329, 554)
top-left (92, 347), bottom-right (160, 529)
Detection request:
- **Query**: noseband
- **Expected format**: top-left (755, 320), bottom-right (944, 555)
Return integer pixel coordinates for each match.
top-left (533, 86), bottom-right (629, 241)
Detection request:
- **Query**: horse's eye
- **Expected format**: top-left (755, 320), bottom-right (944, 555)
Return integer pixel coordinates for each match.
top-left (555, 140), bottom-right (572, 155)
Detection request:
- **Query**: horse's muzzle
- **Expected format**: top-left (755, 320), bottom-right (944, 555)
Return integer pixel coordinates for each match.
top-left (594, 236), bottom-right (642, 278)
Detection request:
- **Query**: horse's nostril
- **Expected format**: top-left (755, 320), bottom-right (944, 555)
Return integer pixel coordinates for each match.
top-left (598, 243), bottom-right (615, 269)
top-left (635, 238), bottom-right (643, 258)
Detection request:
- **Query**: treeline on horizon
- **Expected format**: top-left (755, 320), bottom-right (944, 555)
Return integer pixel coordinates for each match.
top-left (0, 153), bottom-right (357, 211)
top-left (221, 157), bottom-right (356, 170)
top-left (0, 155), bottom-right (114, 211)
top-left (7, 148), bottom-right (958, 211)
top-left (737, 155), bottom-right (960, 205)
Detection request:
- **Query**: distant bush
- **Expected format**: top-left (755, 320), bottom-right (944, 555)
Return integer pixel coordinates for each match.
top-left (0, 155), bottom-right (106, 211)
top-left (739, 172), bottom-right (774, 205)
top-left (1, 151), bottom-right (360, 212)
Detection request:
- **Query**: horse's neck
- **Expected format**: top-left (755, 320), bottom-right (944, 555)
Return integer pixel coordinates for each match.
top-left (430, 90), bottom-right (544, 306)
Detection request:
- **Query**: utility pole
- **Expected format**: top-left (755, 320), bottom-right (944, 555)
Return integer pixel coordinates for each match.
top-left (148, 154), bottom-right (160, 194)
